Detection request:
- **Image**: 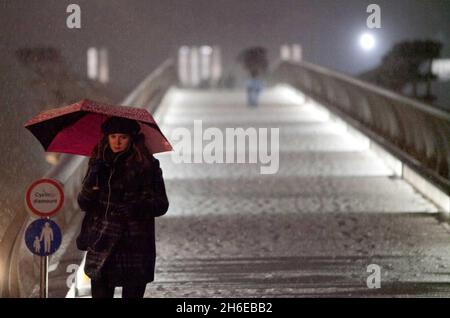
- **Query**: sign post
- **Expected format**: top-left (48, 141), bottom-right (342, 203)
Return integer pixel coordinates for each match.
top-left (25, 178), bottom-right (64, 298)
top-left (40, 254), bottom-right (48, 298)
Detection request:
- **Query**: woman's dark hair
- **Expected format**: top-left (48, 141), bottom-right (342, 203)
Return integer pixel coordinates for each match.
top-left (89, 132), bottom-right (153, 168)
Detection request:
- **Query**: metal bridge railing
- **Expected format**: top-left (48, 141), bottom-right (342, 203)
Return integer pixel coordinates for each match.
top-left (271, 60), bottom-right (450, 196)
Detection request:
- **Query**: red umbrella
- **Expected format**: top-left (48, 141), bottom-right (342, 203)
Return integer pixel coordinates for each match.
top-left (24, 99), bottom-right (172, 156)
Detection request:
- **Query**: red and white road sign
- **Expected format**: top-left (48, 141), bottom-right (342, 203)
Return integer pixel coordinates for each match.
top-left (25, 178), bottom-right (64, 217)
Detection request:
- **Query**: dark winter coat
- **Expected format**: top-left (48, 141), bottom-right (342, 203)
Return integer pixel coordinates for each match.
top-left (77, 146), bottom-right (169, 286)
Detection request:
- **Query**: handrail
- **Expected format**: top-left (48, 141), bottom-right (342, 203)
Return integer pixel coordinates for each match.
top-left (4, 58), bottom-right (177, 297)
top-left (294, 60), bottom-right (450, 120)
top-left (271, 60), bottom-right (450, 195)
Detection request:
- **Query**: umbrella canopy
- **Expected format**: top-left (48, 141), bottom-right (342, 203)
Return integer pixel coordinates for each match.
top-left (24, 99), bottom-right (172, 156)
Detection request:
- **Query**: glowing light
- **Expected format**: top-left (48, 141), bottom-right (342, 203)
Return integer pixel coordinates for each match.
top-left (200, 45), bottom-right (212, 55)
top-left (359, 33), bottom-right (376, 51)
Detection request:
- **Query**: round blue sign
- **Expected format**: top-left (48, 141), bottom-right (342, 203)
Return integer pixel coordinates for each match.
top-left (25, 219), bottom-right (62, 256)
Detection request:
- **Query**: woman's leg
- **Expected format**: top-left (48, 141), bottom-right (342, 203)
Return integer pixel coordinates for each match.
top-left (122, 283), bottom-right (147, 298)
top-left (91, 276), bottom-right (115, 298)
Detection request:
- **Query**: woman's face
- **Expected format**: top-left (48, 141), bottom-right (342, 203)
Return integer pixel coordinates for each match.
top-left (108, 133), bottom-right (131, 153)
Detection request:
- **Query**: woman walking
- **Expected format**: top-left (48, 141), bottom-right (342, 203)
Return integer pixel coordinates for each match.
top-left (76, 116), bottom-right (169, 298)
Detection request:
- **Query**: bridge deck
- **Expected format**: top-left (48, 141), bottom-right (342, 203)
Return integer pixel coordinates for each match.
top-left (79, 85), bottom-right (450, 297)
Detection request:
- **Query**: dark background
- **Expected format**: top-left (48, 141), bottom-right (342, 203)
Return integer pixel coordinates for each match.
top-left (1, 0), bottom-right (449, 95)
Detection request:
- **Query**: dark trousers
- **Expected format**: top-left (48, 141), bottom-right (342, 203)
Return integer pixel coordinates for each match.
top-left (91, 276), bottom-right (147, 298)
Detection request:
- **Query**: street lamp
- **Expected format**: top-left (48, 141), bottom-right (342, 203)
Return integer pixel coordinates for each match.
top-left (359, 33), bottom-right (376, 51)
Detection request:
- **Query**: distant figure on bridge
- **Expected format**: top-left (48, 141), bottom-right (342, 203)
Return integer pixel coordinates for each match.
top-left (246, 75), bottom-right (264, 107)
top-left (76, 116), bottom-right (169, 298)
top-left (237, 46), bottom-right (268, 108)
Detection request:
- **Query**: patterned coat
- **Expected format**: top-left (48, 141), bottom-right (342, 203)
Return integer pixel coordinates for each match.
top-left (77, 146), bottom-right (169, 286)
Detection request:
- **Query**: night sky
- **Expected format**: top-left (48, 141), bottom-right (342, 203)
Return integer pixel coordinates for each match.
top-left (1, 0), bottom-right (449, 92)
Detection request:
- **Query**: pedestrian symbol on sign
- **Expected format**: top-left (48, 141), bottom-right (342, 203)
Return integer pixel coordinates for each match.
top-left (25, 219), bottom-right (62, 256)
top-left (40, 222), bottom-right (54, 253)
